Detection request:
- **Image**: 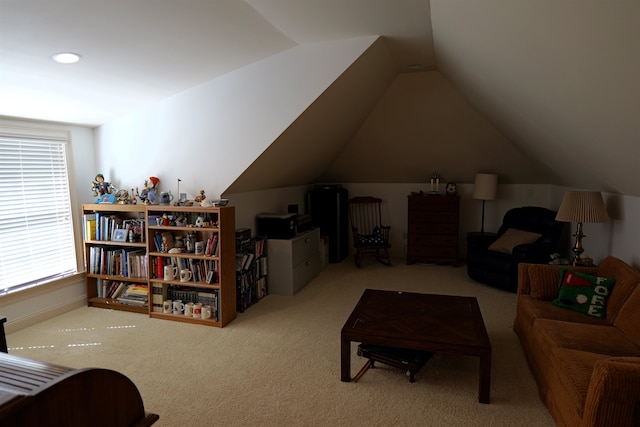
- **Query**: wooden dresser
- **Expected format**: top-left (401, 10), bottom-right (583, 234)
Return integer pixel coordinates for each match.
top-left (407, 194), bottom-right (460, 266)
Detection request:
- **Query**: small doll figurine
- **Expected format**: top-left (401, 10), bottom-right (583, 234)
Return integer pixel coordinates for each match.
top-left (161, 236), bottom-right (168, 253)
top-left (92, 173), bottom-right (114, 197)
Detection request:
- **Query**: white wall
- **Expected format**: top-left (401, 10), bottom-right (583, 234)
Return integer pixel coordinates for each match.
top-left (93, 37), bottom-right (378, 201)
top-left (0, 118), bottom-right (95, 334)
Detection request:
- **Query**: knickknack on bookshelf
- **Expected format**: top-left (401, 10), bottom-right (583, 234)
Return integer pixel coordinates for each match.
top-left (146, 205), bottom-right (236, 327)
top-left (82, 204), bottom-right (148, 314)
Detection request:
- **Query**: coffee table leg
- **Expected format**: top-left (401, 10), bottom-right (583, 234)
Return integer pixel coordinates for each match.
top-left (479, 351), bottom-right (491, 404)
top-left (341, 336), bottom-right (351, 382)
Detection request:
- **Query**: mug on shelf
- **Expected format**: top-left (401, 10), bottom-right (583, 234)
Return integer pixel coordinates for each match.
top-left (172, 300), bottom-right (184, 315)
top-left (193, 303), bottom-right (202, 318)
top-left (163, 300), bottom-right (172, 314)
top-left (180, 269), bottom-right (192, 282)
top-left (184, 302), bottom-right (194, 317)
top-left (159, 191), bottom-right (174, 205)
top-left (201, 305), bottom-right (212, 319)
top-left (163, 265), bottom-right (177, 281)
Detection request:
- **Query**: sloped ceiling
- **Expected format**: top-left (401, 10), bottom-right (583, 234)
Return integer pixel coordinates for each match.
top-left (2, 1), bottom-right (639, 197)
top-left (429, 1), bottom-right (640, 195)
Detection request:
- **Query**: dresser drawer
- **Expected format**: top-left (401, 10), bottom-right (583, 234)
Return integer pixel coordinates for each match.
top-left (408, 222), bottom-right (458, 235)
top-left (292, 252), bottom-right (322, 294)
top-left (408, 195), bottom-right (459, 211)
top-left (408, 235), bottom-right (458, 247)
top-left (291, 229), bottom-right (320, 267)
top-left (408, 246), bottom-right (458, 258)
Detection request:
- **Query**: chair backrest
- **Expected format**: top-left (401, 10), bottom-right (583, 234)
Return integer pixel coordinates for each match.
top-left (349, 197), bottom-right (384, 235)
top-left (498, 206), bottom-right (564, 246)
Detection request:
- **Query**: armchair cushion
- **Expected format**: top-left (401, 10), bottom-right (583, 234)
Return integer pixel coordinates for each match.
top-left (488, 228), bottom-right (542, 254)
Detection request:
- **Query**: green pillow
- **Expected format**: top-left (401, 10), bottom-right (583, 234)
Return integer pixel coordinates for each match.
top-left (552, 268), bottom-right (615, 318)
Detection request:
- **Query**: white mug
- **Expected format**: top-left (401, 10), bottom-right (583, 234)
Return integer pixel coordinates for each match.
top-left (172, 300), bottom-right (184, 315)
top-left (163, 300), bottom-right (172, 314)
top-left (201, 305), bottom-right (212, 319)
top-left (180, 269), bottom-right (192, 282)
top-left (164, 265), bottom-right (177, 281)
top-left (184, 302), bottom-right (194, 317)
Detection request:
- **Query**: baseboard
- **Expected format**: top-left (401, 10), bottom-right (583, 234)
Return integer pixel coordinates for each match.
top-left (4, 297), bottom-right (86, 335)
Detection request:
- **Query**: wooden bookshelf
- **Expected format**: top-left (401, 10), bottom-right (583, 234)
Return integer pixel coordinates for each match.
top-left (82, 204), bottom-right (149, 314)
top-left (145, 205), bottom-right (236, 327)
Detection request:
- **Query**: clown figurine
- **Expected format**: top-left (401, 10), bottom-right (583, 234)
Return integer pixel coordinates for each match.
top-left (139, 176), bottom-right (160, 205)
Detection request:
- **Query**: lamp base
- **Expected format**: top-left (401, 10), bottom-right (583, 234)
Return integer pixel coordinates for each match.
top-left (570, 222), bottom-right (586, 266)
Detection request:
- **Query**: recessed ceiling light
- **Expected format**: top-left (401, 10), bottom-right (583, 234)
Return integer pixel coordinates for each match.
top-left (52, 52), bottom-right (81, 64)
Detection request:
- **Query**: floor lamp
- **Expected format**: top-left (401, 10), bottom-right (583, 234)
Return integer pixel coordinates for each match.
top-left (555, 191), bottom-right (609, 266)
top-left (473, 173), bottom-right (498, 234)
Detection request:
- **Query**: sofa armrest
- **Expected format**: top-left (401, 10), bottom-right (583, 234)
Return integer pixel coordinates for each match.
top-left (581, 357), bottom-right (640, 427)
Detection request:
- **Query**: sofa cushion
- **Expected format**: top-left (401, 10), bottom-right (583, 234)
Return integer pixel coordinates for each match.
top-left (597, 256), bottom-right (640, 322)
top-left (488, 228), bottom-right (542, 254)
top-left (552, 268), bottom-right (615, 319)
top-left (533, 319), bottom-right (640, 357)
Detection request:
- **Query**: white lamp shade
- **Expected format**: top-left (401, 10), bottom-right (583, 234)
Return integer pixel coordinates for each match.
top-left (473, 173), bottom-right (498, 201)
top-left (556, 191), bottom-right (609, 223)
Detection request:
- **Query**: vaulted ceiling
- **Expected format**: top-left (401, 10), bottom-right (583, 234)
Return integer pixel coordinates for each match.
top-left (2, 1), bottom-right (639, 196)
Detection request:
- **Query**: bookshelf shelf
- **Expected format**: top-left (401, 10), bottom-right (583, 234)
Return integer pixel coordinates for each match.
top-left (82, 204), bottom-right (149, 313)
top-left (145, 205), bottom-right (236, 327)
top-left (87, 297), bottom-right (149, 314)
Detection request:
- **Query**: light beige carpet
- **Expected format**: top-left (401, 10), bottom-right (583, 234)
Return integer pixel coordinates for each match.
top-left (7, 258), bottom-right (554, 426)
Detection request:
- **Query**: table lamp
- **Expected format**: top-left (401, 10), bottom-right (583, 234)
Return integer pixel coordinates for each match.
top-left (555, 191), bottom-right (609, 266)
top-left (473, 173), bottom-right (498, 234)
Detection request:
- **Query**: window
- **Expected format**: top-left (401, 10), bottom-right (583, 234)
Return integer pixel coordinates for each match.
top-left (0, 126), bottom-right (77, 294)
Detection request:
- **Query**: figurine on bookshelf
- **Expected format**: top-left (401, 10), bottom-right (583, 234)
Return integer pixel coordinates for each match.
top-left (92, 174), bottom-right (115, 197)
top-left (139, 176), bottom-right (159, 205)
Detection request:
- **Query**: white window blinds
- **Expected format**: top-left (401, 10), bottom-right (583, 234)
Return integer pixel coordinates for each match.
top-left (0, 126), bottom-right (77, 294)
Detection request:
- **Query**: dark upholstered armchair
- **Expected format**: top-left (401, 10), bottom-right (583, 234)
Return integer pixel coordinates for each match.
top-left (466, 206), bottom-right (564, 292)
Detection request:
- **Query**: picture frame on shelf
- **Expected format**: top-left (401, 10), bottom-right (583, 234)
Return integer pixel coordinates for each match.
top-left (112, 228), bottom-right (128, 242)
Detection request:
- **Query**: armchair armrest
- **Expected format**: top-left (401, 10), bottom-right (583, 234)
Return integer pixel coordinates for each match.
top-left (512, 243), bottom-right (555, 264)
top-left (582, 357), bottom-right (640, 427)
top-left (466, 233), bottom-right (498, 253)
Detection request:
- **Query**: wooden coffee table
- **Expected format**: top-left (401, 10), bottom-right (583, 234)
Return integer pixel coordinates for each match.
top-left (341, 289), bottom-right (492, 404)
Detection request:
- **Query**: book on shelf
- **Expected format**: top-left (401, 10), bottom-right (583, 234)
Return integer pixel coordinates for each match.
top-left (83, 213), bottom-right (97, 240)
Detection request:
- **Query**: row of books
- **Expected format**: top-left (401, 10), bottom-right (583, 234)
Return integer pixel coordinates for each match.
top-left (150, 256), bottom-right (219, 284)
top-left (88, 247), bottom-right (148, 278)
top-left (83, 213), bottom-right (145, 242)
top-left (152, 231), bottom-right (219, 256)
top-left (96, 279), bottom-right (149, 306)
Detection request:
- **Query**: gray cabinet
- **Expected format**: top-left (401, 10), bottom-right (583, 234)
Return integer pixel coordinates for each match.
top-left (267, 228), bottom-right (321, 295)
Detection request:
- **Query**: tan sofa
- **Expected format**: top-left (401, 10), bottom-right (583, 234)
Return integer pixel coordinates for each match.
top-left (514, 256), bottom-right (640, 426)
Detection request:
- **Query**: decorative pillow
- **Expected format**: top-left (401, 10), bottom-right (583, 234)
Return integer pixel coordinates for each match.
top-left (358, 226), bottom-right (384, 245)
top-left (487, 228), bottom-right (542, 254)
top-left (552, 268), bottom-right (616, 318)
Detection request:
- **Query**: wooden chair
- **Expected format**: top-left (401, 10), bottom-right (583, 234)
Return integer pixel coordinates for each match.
top-left (348, 196), bottom-right (391, 267)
